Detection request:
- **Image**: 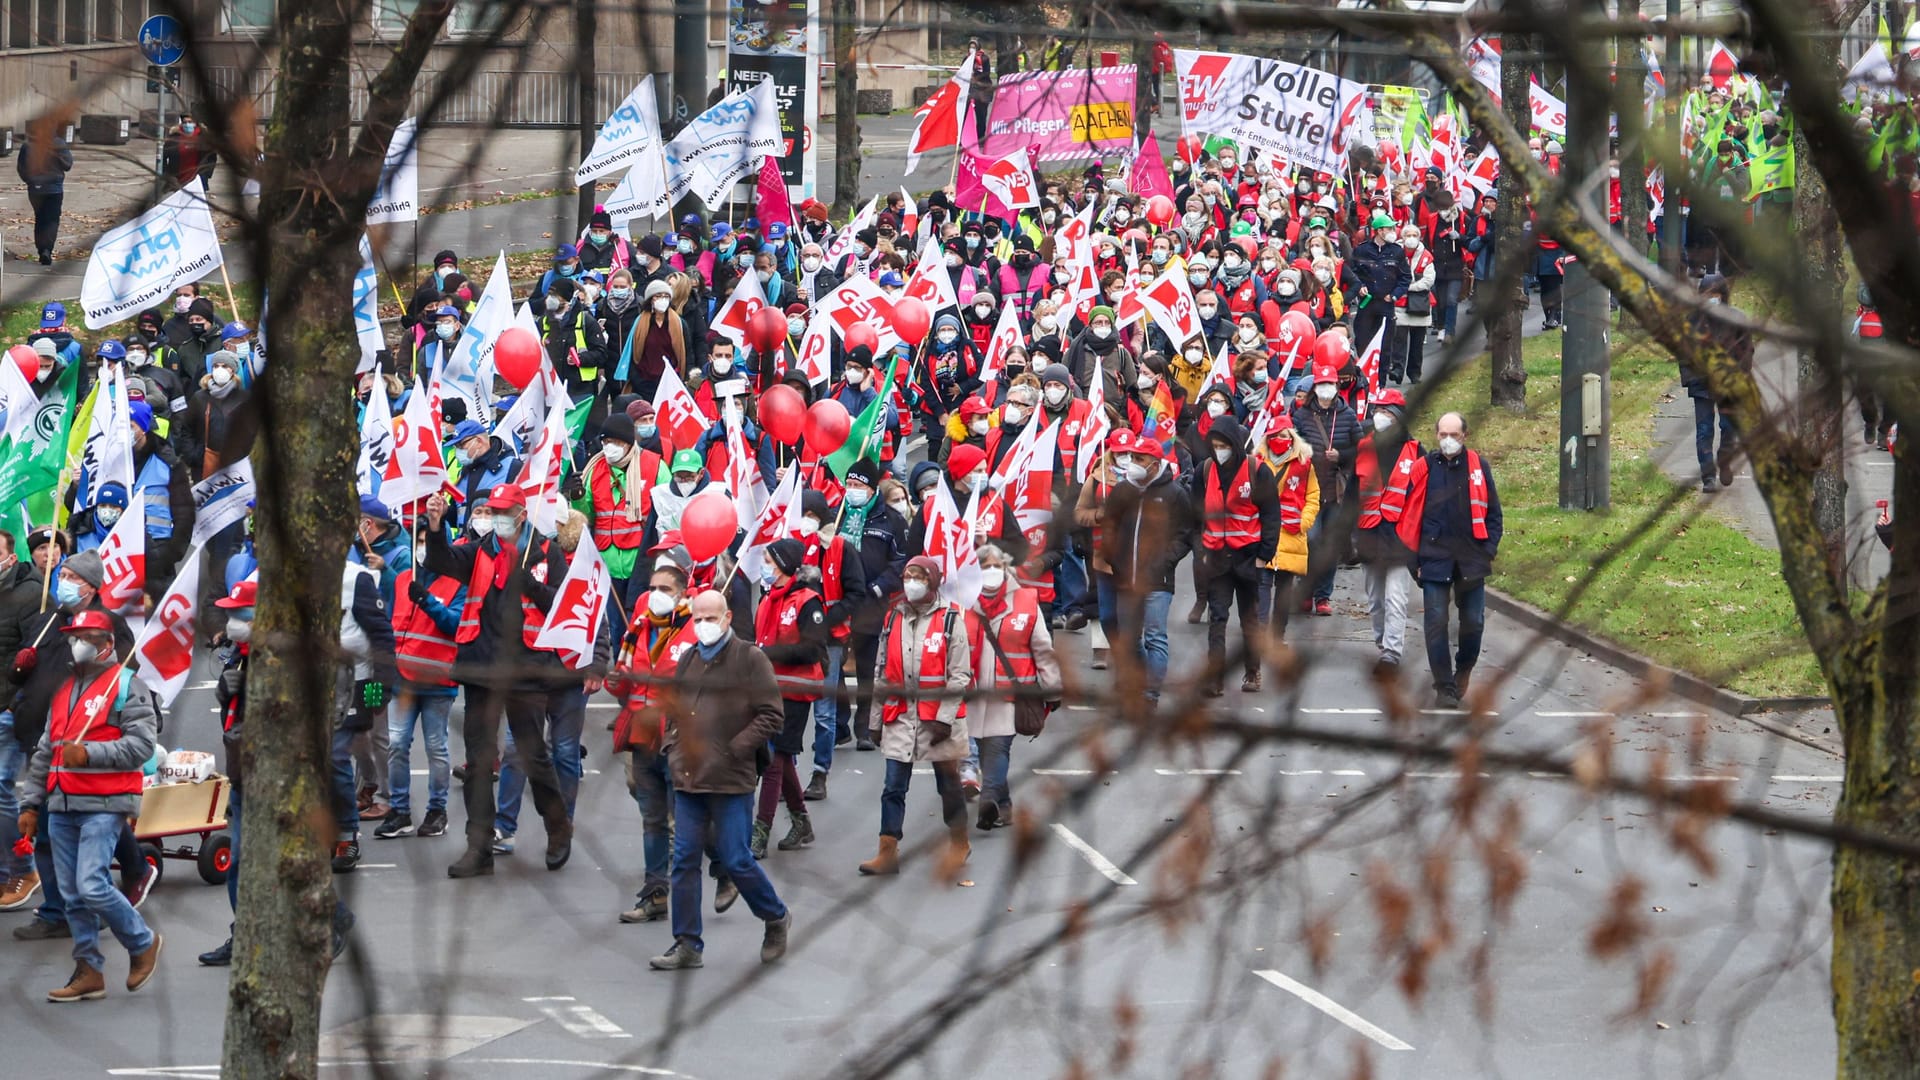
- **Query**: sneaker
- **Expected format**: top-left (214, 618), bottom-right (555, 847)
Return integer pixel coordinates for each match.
top-left (355, 784), bottom-right (377, 814)
top-left (544, 819), bottom-right (574, 871)
top-left (835, 726), bottom-right (853, 747)
top-left (1313, 599), bottom-right (1333, 617)
top-left (125, 862), bottom-right (159, 910)
top-left (960, 767), bottom-right (982, 800)
top-left (1048, 614), bottom-right (1067, 630)
top-left (649, 939), bottom-right (704, 971)
top-left (855, 731), bottom-right (877, 751)
top-left (331, 908), bottom-right (355, 959)
top-left (47, 962), bottom-right (105, 1003)
top-left (1717, 455), bottom-right (1736, 488)
top-left (1187, 600), bottom-right (1207, 624)
top-left (0, 870), bottom-right (42, 910)
top-left (491, 829), bottom-right (515, 855)
top-left (1434, 687), bottom-right (1463, 709)
top-left (127, 934), bottom-right (163, 992)
top-left (1701, 477), bottom-right (1719, 493)
top-left (620, 894), bottom-right (668, 924)
top-left (198, 937), bottom-right (234, 967)
top-left (976, 801), bottom-right (1001, 831)
top-left (1240, 672), bottom-right (1262, 692)
top-left (360, 802), bottom-right (391, 822)
top-left (714, 877), bottom-right (739, 913)
top-left (331, 838), bottom-right (361, 874)
top-left (1091, 649), bottom-right (1108, 671)
top-left (374, 813), bottom-right (415, 840)
top-left (1063, 610), bottom-right (1088, 632)
top-left (13, 916), bottom-right (70, 940)
top-left (417, 809), bottom-right (449, 838)
top-left (760, 912), bottom-right (792, 963)
top-left (803, 772), bottom-right (828, 801)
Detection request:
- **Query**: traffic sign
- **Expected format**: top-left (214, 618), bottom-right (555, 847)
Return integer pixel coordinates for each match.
top-left (145, 64), bottom-right (182, 95)
top-left (139, 14), bottom-right (185, 67)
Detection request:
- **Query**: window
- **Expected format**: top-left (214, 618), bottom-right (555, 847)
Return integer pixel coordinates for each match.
top-left (450, 0), bottom-right (506, 35)
top-left (374, 0), bottom-right (419, 34)
top-left (226, 0), bottom-right (272, 30)
top-left (120, 0), bottom-right (140, 40)
top-left (6, 1), bottom-right (29, 49)
top-left (93, 0), bottom-right (114, 40)
top-left (63, 0), bottom-right (84, 44)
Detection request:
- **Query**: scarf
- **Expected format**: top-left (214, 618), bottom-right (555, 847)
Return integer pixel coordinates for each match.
top-left (695, 628), bottom-right (731, 662)
top-left (839, 497), bottom-right (874, 544)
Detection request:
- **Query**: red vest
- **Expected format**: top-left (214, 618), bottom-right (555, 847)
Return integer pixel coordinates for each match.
top-left (589, 454), bottom-right (648, 551)
top-left (1359, 438), bottom-right (1424, 528)
top-left (965, 587), bottom-right (1042, 687)
top-left (1013, 526), bottom-right (1055, 602)
top-left (1226, 277), bottom-right (1261, 317)
top-left (801, 533), bottom-right (851, 641)
top-left (611, 613), bottom-right (697, 751)
top-left (754, 582), bottom-right (824, 700)
top-left (46, 667), bottom-right (141, 798)
top-left (455, 540), bottom-right (557, 651)
top-left (1395, 450), bottom-right (1491, 551)
top-left (881, 603), bottom-right (963, 724)
top-left (1276, 456), bottom-right (1313, 534)
top-left (1045, 398), bottom-right (1094, 478)
top-left (1201, 458), bottom-right (1261, 551)
top-left (394, 570), bottom-right (461, 687)
top-left (1858, 307), bottom-right (1883, 338)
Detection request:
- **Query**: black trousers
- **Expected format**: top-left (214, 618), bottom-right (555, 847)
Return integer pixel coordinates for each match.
top-left (851, 631), bottom-right (881, 735)
top-left (459, 683), bottom-right (569, 852)
top-left (28, 191), bottom-right (61, 256)
top-left (1205, 552), bottom-right (1263, 684)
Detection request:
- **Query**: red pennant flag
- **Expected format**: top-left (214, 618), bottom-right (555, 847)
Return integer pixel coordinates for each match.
top-left (1129, 131), bottom-right (1176, 202)
top-left (756, 155), bottom-right (794, 231)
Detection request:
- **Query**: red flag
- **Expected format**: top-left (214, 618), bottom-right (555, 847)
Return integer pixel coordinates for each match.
top-left (711, 269), bottom-right (768, 349)
top-left (1137, 268), bottom-right (1202, 347)
top-left (97, 499), bottom-right (147, 615)
top-left (133, 548), bottom-right (202, 706)
top-left (1706, 40), bottom-right (1739, 90)
top-left (533, 541), bottom-right (612, 670)
top-left (653, 364), bottom-right (709, 454)
top-left (1356, 323), bottom-right (1387, 419)
top-left (907, 59), bottom-right (973, 174)
top-left (980, 149), bottom-right (1040, 211)
top-left (756, 155), bottom-right (794, 230)
top-left (1129, 131), bottom-right (1176, 201)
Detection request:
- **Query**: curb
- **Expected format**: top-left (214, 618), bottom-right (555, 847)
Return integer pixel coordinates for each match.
top-left (1484, 587), bottom-right (1842, 757)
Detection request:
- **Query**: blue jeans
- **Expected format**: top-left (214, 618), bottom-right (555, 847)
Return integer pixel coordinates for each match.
top-left (977, 735), bottom-right (1013, 810)
top-left (51, 811), bottom-right (155, 972)
top-left (330, 724), bottom-right (361, 837)
top-left (1435, 277), bottom-right (1463, 336)
top-left (669, 790), bottom-right (786, 951)
top-left (387, 691), bottom-right (453, 815)
top-left (1056, 548), bottom-right (1092, 619)
top-left (811, 644), bottom-right (845, 776)
top-left (0, 712), bottom-right (28, 879)
top-left (627, 750), bottom-right (672, 899)
top-left (1421, 577), bottom-right (1487, 693)
top-left (1692, 397), bottom-right (1738, 480)
top-left (1307, 501), bottom-right (1342, 602)
top-left (1109, 588), bottom-right (1172, 696)
top-left (497, 687), bottom-right (587, 834)
top-left (879, 757), bottom-right (964, 839)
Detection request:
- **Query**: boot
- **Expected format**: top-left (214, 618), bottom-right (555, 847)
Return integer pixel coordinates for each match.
top-left (777, 809), bottom-right (815, 850)
top-left (47, 962), bottom-right (106, 1003)
top-left (803, 772), bottom-right (827, 801)
top-left (620, 894), bottom-right (668, 924)
top-left (649, 939), bottom-right (704, 970)
top-left (858, 835), bottom-right (900, 876)
top-left (1241, 670), bottom-right (1262, 692)
top-left (760, 911), bottom-right (792, 963)
top-left (749, 820), bottom-right (771, 860)
top-left (544, 817), bottom-right (574, 871)
top-left (198, 937), bottom-right (234, 966)
top-left (1187, 599), bottom-right (1206, 624)
top-left (127, 933), bottom-right (164, 992)
top-left (447, 846), bottom-right (495, 878)
top-left (935, 819), bottom-right (971, 883)
top-left (713, 877), bottom-right (739, 913)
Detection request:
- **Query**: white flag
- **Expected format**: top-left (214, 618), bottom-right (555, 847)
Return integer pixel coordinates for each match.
top-left (440, 251), bottom-right (509, 428)
top-left (604, 160), bottom-right (668, 228)
top-left (132, 545), bottom-right (202, 706)
top-left (190, 459), bottom-right (255, 549)
top-left (737, 462), bottom-right (803, 583)
top-left (924, 478), bottom-right (981, 610)
top-left (381, 381), bottom-right (447, 509)
top-left (578, 75), bottom-right (665, 185)
top-left (722, 401), bottom-right (768, 530)
top-left (356, 381), bottom-right (395, 505)
top-left (0, 351), bottom-right (39, 444)
top-left (975, 301), bottom-right (1023, 391)
top-left (710, 267), bottom-right (769, 349)
top-left (353, 235), bottom-right (385, 375)
top-left (97, 496), bottom-right (147, 615)
top-left (901, 230), bottom-right (959, 314)
top-left (75, 364), bottom-right (135, 511)
top-left (82, 177), bottom-right (224, 330)
top-left (516, 391), bottom-right (571, 535)
top-left (1076, 370), bottom-right (1112, 486)
top-left (366, 117), bottom-right (421, 224)
top-left (655, 80), bottom-right (786, 212)
top-left (534, 540), bottom-right (613, 669)
top-left (793, 314), bottom-right (834, 387)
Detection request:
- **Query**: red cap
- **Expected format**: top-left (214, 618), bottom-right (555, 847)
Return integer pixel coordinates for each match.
top-left (649, 530), bottom-right (685, 555)
top-left (61, 610), bottom-right (116, 635)
top-left (1311, 362), bottom-right (1339, 385)
top-left (947, 443), bottom-right (987, 480)
top-left (1108, 429), bottom-right (1138, 454)
top-left (959, 396), bottom-right (991, 420)
top-left (1131, 437), bottom-right (1167, 461)
top-left (486, 484), bottom-right (527, 510)
top-left (1267, 413), bottom-right (1295, 433)
top-left (214, 580), bottom-right (259, 609)
top-left (1372, 388), bottom-right (1407, 409)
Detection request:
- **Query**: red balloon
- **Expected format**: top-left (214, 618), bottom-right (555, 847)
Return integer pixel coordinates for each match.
top-left (7, 345), bottom-right (38, 384)
top-left (747, 306), bottom-right (788, 354)
top-left (1310, 330), bottom-right (1352, 376)
top-left (803, 398), bottom-right (851, 456)
top-left (844, 322), bottom-right (880, 356)
top-left (679, 491), bottom-right (738, 563)
top-left (1145, 195), bottom-right (1176, 228)
top-left (891, 297), bottom-right (932, 345)
top-left (1176, 135), bottom-right (1206, 164)
top-left (1274, 311), bottom-right (1317, 366)
top-left (758, 383), bottom-right (807, 444)
top-left (493, 326), bottom-right (543, 391)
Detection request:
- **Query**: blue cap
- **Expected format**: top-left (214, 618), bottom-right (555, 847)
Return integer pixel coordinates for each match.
top-left (94, 482), bottom-right (129, 509)
top-left (664, 233), bottom-right (682, 247)
top-left (128, 400), bottom-right (154, 433)
top-left (766, 221), bottom-right (788, 240)
top-left (358, 494), bottom-right (393, 522)
top-left (879, 270), bottom-right (905, 289)
top-left (742, 217), bottom-right (761, 232)
top-left (451, 419), bottom-right (487, 443)
top-left (40, 302), bottom-right (64, 328)
top-left (220, 321), bottom-right (250, 341)
top-left (584, 269), bottom-right (607, 284)
top-left (432, 304), bottom-right (460, 319)
top-left (711, 222), bottom-right (732, 241)
top-left (555, 243), bottom-right (579, 261)
top-left (680, 213), bottom-right (704, 228)
top-left (95, 340), bottom-right (127, 361)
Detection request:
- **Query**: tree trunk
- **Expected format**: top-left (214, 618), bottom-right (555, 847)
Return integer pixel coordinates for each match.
top-left (833, 0), bottom-right (859, 217)
top-left (575, 0), bottom-right (598, 232)
top-left (1489, 33), bottom-right (1530, 411)
top-left (220, 2), bottom-right (368, 1076)
top-left (1793, 47), bottom-right (1848, 592)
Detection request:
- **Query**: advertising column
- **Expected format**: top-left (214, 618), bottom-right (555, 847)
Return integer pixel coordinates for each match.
top-left (726, 0), bottom-right (820, 201)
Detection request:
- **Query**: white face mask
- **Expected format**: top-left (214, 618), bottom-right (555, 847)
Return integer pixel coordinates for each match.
top-left (227, 618), bottom-right (253, 643)
top-left (1037, 315), bottom-right (1057, 332)
top-left (845, 369), bottom-right (866, 386)
top-left (413, 543), bottom-right (427, 565)
top-left (969, 419), bottom-right (989, 436)
top-left (693, 619), bottom-right (726, 646)
top-left (888, 500), bottom-right (910, 518)
top-left (648, 589), bottom-right (677, 617)
top-left (1238, 327), bottom-right (1259, 342)
top-left (1124, 461), bottom-right (1151, 484)
top-left (1197, 305), bottom-right (1218, 319)
top-left (937, 329), bottom-right (959, 345)
top-left (211, 367), bottom-right (235, 387)
top-left (802, 256), bottom-right (822, 272)
top-left (974, 304), bottom-right (993, 319)
top-left (1044, 385), bottom-right (1068, 407)
top-left (1136, 372), bottom-right (1156, 391)
top-left (1206, 400), bottom-right (1228, 418)
top-left (1184, 349), bottom-right (1202, 363)
top-left (1091, 324), bottom-right (1114, 340)
top-left (1315, 384), bottom-right (1336, 403)
top-left (1213, 446), bottom-right (1233, 465)
top-left (468, 515), bottom-right (494, 537)
top-left (70, 640), bottom-right (100, 665)
top-left (652, 295), bottom-right (671, 312)
top-left (1374, 413), bottom-right (1395, 433)
top-left (1439, 435), bottom-right (1464, 457)
top-left (603, 443), bottom-right (630, 465)
top-left (713, 355), bottom-right (734, 373)
top-left (979, 567), bottom-right (1006, 592)
top-left (98, 507), bottom-right (123, 529)
top-left (1261, 258), bottom-right (1278, 272)
top-left (903, 579), bottom-right (929, 602)
top-left (798, 516), bottom-right (821, 537)
top-left (1004, 405), bottom-right (1027, 426)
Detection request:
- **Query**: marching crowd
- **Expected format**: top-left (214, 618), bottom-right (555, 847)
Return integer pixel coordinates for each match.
top-left (1, 138), bottom-right (1512, 990)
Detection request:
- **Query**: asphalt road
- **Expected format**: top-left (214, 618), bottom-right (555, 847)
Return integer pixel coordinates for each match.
top-left (0, 561), bottom-right (1844, 1079)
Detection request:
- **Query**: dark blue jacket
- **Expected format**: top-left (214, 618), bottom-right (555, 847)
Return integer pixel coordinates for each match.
top-left (1343, 238), bottom-right (1411, 304)
top-left (1412, 449), bottom-right (1504, 583)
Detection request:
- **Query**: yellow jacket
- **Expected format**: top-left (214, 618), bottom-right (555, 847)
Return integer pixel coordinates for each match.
top-left (1257, 445), bottom-right (1320, 575)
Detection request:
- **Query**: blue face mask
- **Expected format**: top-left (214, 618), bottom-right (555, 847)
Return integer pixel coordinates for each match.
top-left (56, 577), bottom-right (82, 608)
top-left (559, 263), bottom-right (578, 278)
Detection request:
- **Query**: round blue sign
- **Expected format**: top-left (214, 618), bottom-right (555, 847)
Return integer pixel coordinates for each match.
top-left (139, 14), bottom-right (185, 67)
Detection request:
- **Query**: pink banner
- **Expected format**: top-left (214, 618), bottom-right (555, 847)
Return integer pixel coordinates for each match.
top-left (954, 149), bottom-right (1013, 218)
top-left (970, 66), bottom-right (1137, 162)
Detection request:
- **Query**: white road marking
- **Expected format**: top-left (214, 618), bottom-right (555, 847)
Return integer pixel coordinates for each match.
top-left (357, 863), bottom-right (398, 869)
top-left (1405, 771), bottom-right (1492, 779)
top-left (1065, 705), bottom-right (1098, 712)
top-left (522, 996), bottom-right (633, 1039)
top-left (1153, 768), bottom-right (1243, 776)
top-left (185, 680), bottom-right (217, 691)
top-left (1329, 769), bottom-right (1366, 777)
top-left (1300, 707), bottom-right (1382, 715)
top-left (1649, 711), bottom-right (1704, 718)
top-left (1277, 769), bottom-right (1324, 776)
top-left (1050, 823), bottom-right (1138, 886)
top-left (1420, 708), bottom-right (1497, 716)
top-left (1527, 771), bottom-right (1562, 778)
top-left (1534, 710), bottom-right (1613, 718)
top-left (1772, 774), bottom-right (1844, 782)
top-left (1032, 768), bottom-right (1095, 776)
top-left (1252, 969), bottom-right (1415, 1051)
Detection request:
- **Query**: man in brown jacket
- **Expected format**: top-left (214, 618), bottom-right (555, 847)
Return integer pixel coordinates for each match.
top-left (649, 590), bottom-right (792, 971)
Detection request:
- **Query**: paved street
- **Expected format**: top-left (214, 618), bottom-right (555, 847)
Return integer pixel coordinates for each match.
top-left (3, 568), bottom-right (1841, 1079)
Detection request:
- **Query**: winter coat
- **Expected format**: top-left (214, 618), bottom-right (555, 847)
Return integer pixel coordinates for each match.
top-left (179, 378), bottom-right (260, 480)
top-left (878, 599), bottom-right (973, 764)
top-left (1408, 449), bottom-right (1504, 583)
top-left (15, 136), bottom-right (73, 195)
top-left (1098, 460), bottom-right (1196, 593)
top-left (664, 631), bottom-right (784, 795)
top-left (1256, 444), bottom-right (1320, 575)
top-left (1290, 397), bottom-right (1361, 503)
top-left (965, 590), bottom-right (1061, 738)
top-left (0, 562), bottom-right (45, 659)
top-left (848, 504), bottom-right (910, 636)
top-left (23, 667), bottom-right (159, 816)
top-left (1397, 250), bottom-right (1437, 328)
top-left (1344, 237), bottom-right (1411, 303)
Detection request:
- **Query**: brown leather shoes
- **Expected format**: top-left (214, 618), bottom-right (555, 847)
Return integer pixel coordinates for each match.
top-left (127, 933), bottom-right (164, 992)
top-left (48, 962), bottom-right (106, 1003)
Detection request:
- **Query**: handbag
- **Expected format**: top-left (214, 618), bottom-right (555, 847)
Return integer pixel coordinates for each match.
top-left (1404, 289), bottom-right (1432, 317)
top-left (983, 625), bottom-right (1048, 738)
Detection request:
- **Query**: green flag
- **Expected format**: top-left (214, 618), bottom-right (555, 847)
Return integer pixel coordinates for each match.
top-left (0, 361), bottom-right (81, 536)
top-left (826, 350), bottom-right (901, 478)
top-left (558, 394), bottom-right (596, 479)
top-left (1748, 142), bottom-right (1795, 200)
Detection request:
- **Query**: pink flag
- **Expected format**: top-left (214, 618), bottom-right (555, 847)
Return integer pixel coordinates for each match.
top-left (1129, 131), bottom-right (1175, 201)
top-left (756, 155), bottom-right (794, 230)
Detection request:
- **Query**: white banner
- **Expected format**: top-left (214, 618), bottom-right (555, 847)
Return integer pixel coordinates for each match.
top-left (81, 177), bottom-right (224, 330)
top-left (578, 74), bottom-right (666, 185)
top-left (656, 80), bottom-right (785, 213)
top-left (1174, 50), bottom-right (1368, 174)
top-left (190, 458), bottom-right (255, 549)
top-left (97, 496), bottom-right (147, 614)
top-left (440, 251), bottom-right (509, 431)
top-left (132, 543), bottom-right (201, 706)
top-left (75, 364), bottom-right (134, 510)
top-left (534, 539), bottom-right (612, 669)
top-left (353, 235), bottom-right (385, 374)
top-left (366, 117), bottom-right (421, 224)
top-left (356, 379), bottom-right (395, 506)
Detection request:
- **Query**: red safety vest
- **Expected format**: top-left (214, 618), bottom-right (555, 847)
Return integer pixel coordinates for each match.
top-left (611, 613), bottom-right (697, 751)
top-left (1044, 398), bottom-right (1094, 478)
top-left (46, 667), bottom-right (140, 798)
top-left (1013, 526), bottom-right (1055, 602)
top-left (1394, 450), bottom-right (1491, 552)
top-left (394, 570), bottom-right (461, 687)
top-left (1226, 277), bottom-right (1261, 318)
top-left (801, 533), bottom-right (851, 641)
top-left (1857, 307), bottom-right (1883, 339)
top-left (881, 603), bottom-right (962, 725)
top-left (1358, 438), bottom-right (1424, 528)
top-left (455, 540), bottom-right (558, 651)
top-left (754, 581), bottom-right (824, 701)
top-left (589, 454), bottom-right (649, 551)
top-left (966, 586), bottom-right (1042, 688)
top-left (1201, 458), bottom-right (1261, 551)
top-left (1276, 456), bottom-right (1314, 534)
